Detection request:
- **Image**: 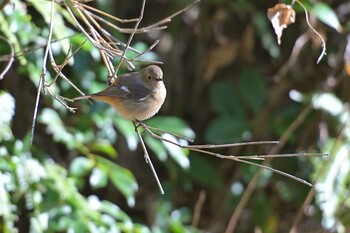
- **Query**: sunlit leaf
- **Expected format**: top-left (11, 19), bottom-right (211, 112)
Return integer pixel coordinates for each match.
top-left (28, 0), bottom-right (72, 54)
top-left (313, 3), bottom-right (342, 33)
top-left (89, 167), bottom-right (108, 188)
top-left (162, 134), bottom-right (190, 169)
top-left (143, 135), bottom-right (168, 161)
top-left (113, 116), bottom-right (138, 151)
top-left (89, 141), bottom-right (118, 158)
top-left (0, 91), bottom-right (15, 141)
top-left (312, 93), bottom-right (344, 117)
top-left (100, 200), bottom-right (131, 222)
top-left (95, 156), bottom-right (137, 206)
top-left (315, 143), bottom-right (350, 230)
top-left (146, 116), bottom-right (195, 139)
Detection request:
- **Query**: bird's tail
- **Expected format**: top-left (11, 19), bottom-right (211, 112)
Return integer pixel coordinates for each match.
top-left (72, 94), bottom-right (93, 101)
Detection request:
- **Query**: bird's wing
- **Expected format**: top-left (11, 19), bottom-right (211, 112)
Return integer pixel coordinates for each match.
top-left (93, 82), bottom-right (150, 101)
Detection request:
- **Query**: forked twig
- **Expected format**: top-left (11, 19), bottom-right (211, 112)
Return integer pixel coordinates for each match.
top-left (133, 121), bottom-right (164, 194)
top-left (225, 104), bottom-right (315, 233)
top-left (134, 120), bottom-right (325, 193)
top-left (31, 0), bottom-right (55, 145)
top-left (114, 0), bottom-right (147, 75)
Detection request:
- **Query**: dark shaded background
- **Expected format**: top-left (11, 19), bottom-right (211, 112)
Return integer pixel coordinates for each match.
top-left (1, 0), bottom-right (350, 232)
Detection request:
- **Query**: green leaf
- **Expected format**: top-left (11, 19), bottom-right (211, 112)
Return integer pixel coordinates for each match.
top-left (146, 116), bottom-right (195, 139)
top-left (144, 135), bottom-right (168, 161)
top-left (312, 92), bottom-right (344, 117)
top-left (0, 91), bottom-right (15, 141)
top-left (162, 134), bottom-right (190, 170)
top-left (113, 116), bottom-right (138, 151)
top-left (95, 156), bottom-right (137, 206)
top-left (89, 167), bottom-right (108, 188)
top-left (209, 81), bottom-right (245, 117)
top-left (205, 116), bottom-right (250, 144)
top-left (29, 0), bottom-right (72, 54)
top-left (188, 155), bottom-right (223, 187)
top-left (238, 68), bottom-right (266, 113)
top-left (89, 141), bottom-right (118, 158)
top-left (69, 157), bottom-right (94, 177)
top-left (100, 200), bottom-right (131, 222)
top-left (313, 3), bottom-right (342, 33)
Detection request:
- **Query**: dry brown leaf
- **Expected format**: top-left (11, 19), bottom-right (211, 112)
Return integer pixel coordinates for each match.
top-left (204, 41), bottom-right (239, 83)
top-left (267, 3), bottom-right (296, 45)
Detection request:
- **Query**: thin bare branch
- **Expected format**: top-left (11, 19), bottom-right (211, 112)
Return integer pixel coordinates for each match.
top-left (79, 2), bottom-right (139, 23)
top-left (295, 0), bottom-right (326, 64)
top-left (0, 36), bottom-right (14, 80)
top-left (137, 121), bottom-right (323, 187)
top-left (129, 40), bottom-right (160, 61)
top-left (225, 104), bottom-right (314, 233)
top-left (114, 0), bottom-right (146, 75)
top-left (133, 121), bottom-right (164, 194)
top-left (31, 0), bottom-right (55, 146)
top-left (143, 0), bottom-right (200, 30)
top-left (191, 191), bottom-right (206, 228)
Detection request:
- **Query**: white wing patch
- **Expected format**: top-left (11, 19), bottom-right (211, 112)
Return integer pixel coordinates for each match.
top-left (120, 85), bottom-right (130, 93)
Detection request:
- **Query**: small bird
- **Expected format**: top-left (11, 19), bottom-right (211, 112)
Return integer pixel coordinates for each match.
top-left (73, 65), bottom-right (166, 121)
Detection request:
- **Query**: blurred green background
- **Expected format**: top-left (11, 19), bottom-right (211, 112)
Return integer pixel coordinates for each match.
top-left (1, 0), bottom-right (350, 232)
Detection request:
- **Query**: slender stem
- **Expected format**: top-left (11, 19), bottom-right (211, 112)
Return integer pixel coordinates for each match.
top-left (133, 121), bottom-right (164, 194)
top-left (31, 0), bottom-right (55, 146)
top-left (138, 122), bottom-right (322, 186)
top-left (0, 36), bottom-right (14, 80)
top-left (114, 0), bottom-right (146, 74)
top-left (295, 0), bottom-right (326, 63)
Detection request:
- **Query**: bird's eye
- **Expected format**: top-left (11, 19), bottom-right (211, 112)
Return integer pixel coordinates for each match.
top-left (147, 74), bottom-right (152, 80)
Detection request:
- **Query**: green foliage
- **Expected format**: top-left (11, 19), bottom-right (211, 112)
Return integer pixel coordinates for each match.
top-left (0, 130), bottom-right (136, 233)
top-left (308, 93), bottom-right (350, 232)
top-left (152, 201), bottom-right (200, 233)
top-left (0, 92), bottom-right (15, 141)
top-left (95, 156), bottom-right (138, 206)
top-left (205, 68), bottom-right (266, 143)
top-left (0, 90), bottom-right (199, 232)
top-left (145, 116), bottom-right (195, 169)
top-left (1, 0), bottom-right (349, 232)
top-left (313, 3), bottom-right (342, 32)
top-left (187, 154), bottom-right (223, 187)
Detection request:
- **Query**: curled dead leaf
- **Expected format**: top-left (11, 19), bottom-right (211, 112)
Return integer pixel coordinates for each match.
top-left (267, 3), bottom-right (296, 45)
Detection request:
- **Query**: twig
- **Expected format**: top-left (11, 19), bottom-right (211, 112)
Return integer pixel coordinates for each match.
top-left (274, 32), bottom-right (309, 82)
top-left (46, 41), bottom-right (90, 103)
top-left (138, 121), bottom-right (323, 186)
top-left (114, 0), bottom-right (147, 75)
top-left (225, 104), bottom-right (313, 233)
top-left (143, 0), bottom-right (200, 30)
top-left (133, 121), bottom-right (164, 194)
top-left (129, 40), bottom-right (160, 61)
top-left (79, 2), bottom-right (139, 23)
top-left (0, 36), bottom-right (14, 80)
top-left (191, 190), bottom-right (206, 228)
top-left (30, 0), bottom-right (55, 146)
top-left (295, 0), bottom-right (326, 64)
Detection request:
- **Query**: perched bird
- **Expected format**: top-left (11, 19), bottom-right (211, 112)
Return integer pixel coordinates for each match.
top-left (73, 65), bottom-right (166, 121)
